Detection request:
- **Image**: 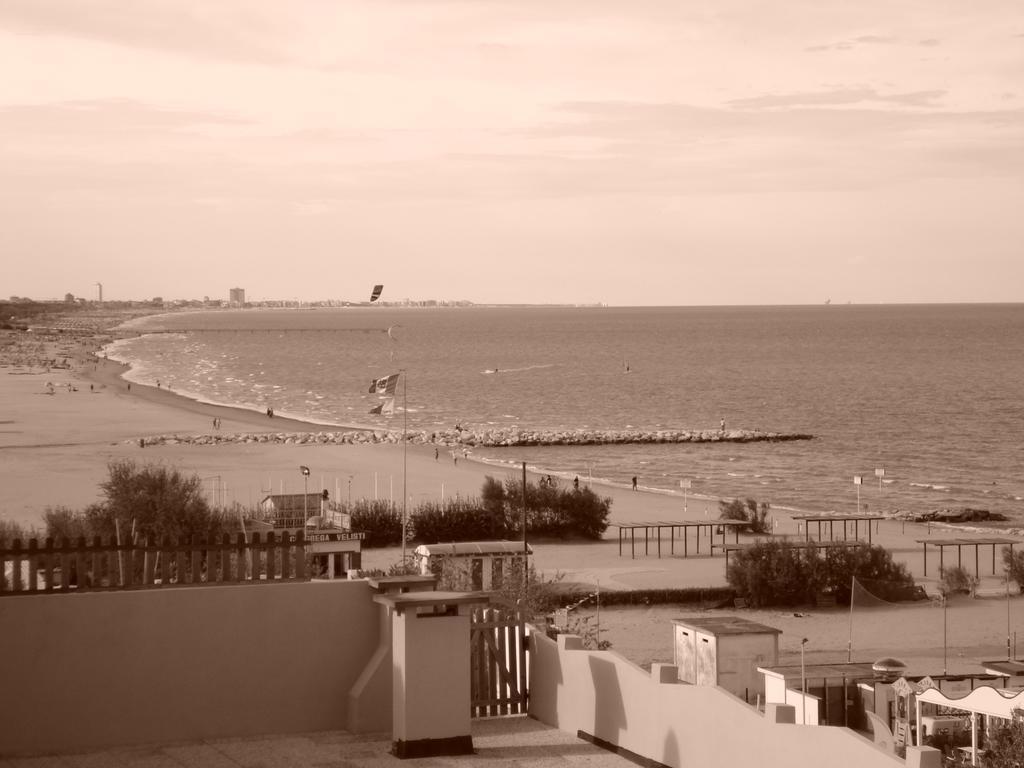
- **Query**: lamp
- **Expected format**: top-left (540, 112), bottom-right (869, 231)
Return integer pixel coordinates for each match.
top-left (300, 465), bottom-right (311, 519)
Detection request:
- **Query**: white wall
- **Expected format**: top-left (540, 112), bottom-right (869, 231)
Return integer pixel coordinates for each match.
top-left (0, 581), bottom-right (383, 756)
top-left (529, 633), bottom-right (899, 768)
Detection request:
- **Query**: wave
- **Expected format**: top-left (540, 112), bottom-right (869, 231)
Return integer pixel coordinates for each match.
top-left (481, 364), bottom-right (556, 375)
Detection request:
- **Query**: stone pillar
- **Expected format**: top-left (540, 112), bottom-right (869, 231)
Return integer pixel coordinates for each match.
top-left (764, 703), bottom-right (796, 724)
top-left (373, 590), bottom-right (490, 759)
top-left (904, 745), bottom-right (943, 768)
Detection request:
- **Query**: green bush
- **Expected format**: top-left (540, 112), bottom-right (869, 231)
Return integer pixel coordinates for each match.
top-left (985, 717), bottom-right (1024, 768)
top-left (718, 498), bottom-right (770, 534)
top-left (411, 498), bottom-right (494, 543)
top-left (497, 475), bottom-right (610, 540)
top-left (1004, 546), bottom-right (1024, 592)
top-left (939, 565), bottom-right (979, 597)
top-left (727, 541), bottom-right (916, 608)
top-left (348, 499), bottom-right (403, 547)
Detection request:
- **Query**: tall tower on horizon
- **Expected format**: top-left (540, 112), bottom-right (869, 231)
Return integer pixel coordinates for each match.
top-left (229, 287), bottom-right (245, 306)
top-left (95, 282), bottom-right (103, 303)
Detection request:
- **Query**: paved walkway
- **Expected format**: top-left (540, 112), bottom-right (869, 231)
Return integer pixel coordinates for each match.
top-left (0, 716), bottom-right (635, 768)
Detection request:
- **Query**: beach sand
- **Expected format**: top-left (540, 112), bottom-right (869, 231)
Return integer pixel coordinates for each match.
top-left (2, 327), bottom-right (1022, 676)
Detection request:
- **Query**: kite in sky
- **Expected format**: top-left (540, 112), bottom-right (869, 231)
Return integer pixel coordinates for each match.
top-left (370, 284), bottom-right (384, 302)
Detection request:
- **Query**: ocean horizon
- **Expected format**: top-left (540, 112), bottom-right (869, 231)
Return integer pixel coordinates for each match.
top-left (104, 303), bottom-right (1024, 525)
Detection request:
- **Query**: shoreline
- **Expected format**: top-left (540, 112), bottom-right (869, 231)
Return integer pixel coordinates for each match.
top-left (86, 348), bottom-right (375, 435)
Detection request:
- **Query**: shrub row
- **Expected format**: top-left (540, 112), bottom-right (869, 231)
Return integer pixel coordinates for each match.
top-left (726, 540), bottom-right (916, 608)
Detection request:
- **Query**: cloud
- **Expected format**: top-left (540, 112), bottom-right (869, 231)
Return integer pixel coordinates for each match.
top-left (726, 89), bottom-right (946, 109)
top-left (919, 38), bottom-right (941, 47)
top-left (0, 0), bottom-right (292, 65)
top-left (805, 34), bottom-right (897, 52)
top-left (0, 99), bottom-right (248, 136)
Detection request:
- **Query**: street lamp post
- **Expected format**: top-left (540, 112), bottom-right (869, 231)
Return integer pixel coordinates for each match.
top-left (943, 593), bottom-right (948, 675)
top-left (300, 465), bottom-right (311, 520)
top-left (800, 638), bottom-right (809, 724)
top-left (348, 475), bottom-right (353, 505)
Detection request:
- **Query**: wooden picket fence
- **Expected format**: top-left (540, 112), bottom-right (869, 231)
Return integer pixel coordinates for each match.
top-left (0, 532), bottom-right (307, 595)
top-left (470, 601), bottom-right (529, 717)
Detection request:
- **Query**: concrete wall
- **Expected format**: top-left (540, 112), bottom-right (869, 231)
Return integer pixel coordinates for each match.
top-left (717, 634), bottom-right (776, 702)
top-left (0, 581), bottom-right (384, 756)
top-left (529, 633), bottom-right (900, 768)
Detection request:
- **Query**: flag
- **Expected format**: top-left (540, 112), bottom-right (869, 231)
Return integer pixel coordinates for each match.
top-left (369, 397), bottom-right (395, 415)
top-left (368, 373), bottom-right (400, 395)
top-left (370, 284), bottom-right (384, 302)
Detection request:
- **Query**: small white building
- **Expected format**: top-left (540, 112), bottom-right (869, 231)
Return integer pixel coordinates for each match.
top-left (672, 616), bottom-right (781, 703)
top-left (413, 541), bottom-right (532, 591)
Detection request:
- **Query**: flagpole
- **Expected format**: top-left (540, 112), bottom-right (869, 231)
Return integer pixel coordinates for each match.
top-left (401, 369), bottom-right (408, 567)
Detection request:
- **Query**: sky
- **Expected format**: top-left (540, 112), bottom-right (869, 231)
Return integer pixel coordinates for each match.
top-left (2, 1), bottom-right (1022, 306)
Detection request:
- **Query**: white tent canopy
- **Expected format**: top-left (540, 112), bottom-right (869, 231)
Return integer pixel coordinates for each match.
top-left (916, 684), bottom-right (1024, 720)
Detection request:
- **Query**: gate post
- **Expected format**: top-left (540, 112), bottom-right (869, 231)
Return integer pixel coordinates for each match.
top-left (373, 591), bottom-right (490, 759)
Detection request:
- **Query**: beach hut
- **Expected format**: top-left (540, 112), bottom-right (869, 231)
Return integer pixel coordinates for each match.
top-left (412, 541), bottom-right (532, 591)
top-left (673, 615), bottom-right (781, 704)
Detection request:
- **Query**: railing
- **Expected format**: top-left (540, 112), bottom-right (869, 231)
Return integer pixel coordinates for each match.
top-left (0, 532), bottom-right (307, 595)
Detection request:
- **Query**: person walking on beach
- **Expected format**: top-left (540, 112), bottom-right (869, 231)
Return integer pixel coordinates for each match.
top-left (632, 476), bottom-right (638, 491)
top-left (719, 417), bottom-right (726, 432)
top-left (573, 476), bottom-right (579, 491)
top-left (434, 447), bottom-right (439, 461)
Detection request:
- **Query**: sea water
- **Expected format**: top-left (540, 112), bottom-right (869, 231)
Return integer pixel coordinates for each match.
top-left (104, 304), bottom-right (1024, 522)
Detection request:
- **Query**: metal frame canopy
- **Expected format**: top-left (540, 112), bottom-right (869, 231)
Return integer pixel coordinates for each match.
top-left (608, 519), bottom-right (747, 559)
top-left (791, 514), bottom-right (885, 545)
top-left (914, 684), bottom-right (1024, 765)
top-left (913, 537), bottom-right (1019, 577)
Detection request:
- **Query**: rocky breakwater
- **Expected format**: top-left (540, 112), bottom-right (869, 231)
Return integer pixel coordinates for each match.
top-left (131, 426), bottom-right (813, 448)
top-left (888, 507), bottom-right (1008, 524)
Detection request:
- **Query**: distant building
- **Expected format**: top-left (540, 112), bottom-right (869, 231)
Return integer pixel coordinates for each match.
top-left (229, 287), bottom-right (245, 306)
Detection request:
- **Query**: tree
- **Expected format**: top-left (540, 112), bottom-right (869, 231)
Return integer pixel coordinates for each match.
top-left (85, 460), bottom-right (228, 541)
top-left (985, 716), bottom-right (1024, 768)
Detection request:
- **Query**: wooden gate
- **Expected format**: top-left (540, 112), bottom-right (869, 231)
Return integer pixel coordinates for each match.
top-left (470, 600), bottom-right (528, 717)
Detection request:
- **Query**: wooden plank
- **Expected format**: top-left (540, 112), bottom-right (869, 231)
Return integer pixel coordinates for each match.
top-left (294, 531), bottom-right (307, 580)
top-left (504, 613), bottom-right (518, 715)
top-left (266, 532), bottom-right (276, 580)
top-left (143, 538), bottom-right (156, 586)
top-left (42, 538), bottom-right (55, 592)
top-left (12, 537), bottom-right (24, 592)
top-left (91, 536), bottom-right (103, 588)
top-left (176, 541), bottom-right (187, 586)
top-left (515, 609), bottom-right (528, 713)
top-left (73, 537), bottom-right (87, 591)
top-left (160, 537), bottom-right (172, 585)
top-left (231, 533), bottom-right (242, 582)
top-left (191, 535), bottom-right (202, 584)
